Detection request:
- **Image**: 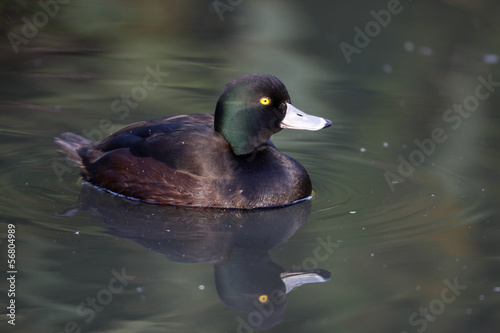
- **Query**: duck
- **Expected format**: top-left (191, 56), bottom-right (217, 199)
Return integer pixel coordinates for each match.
top-left (55, 74), bottom-right (331, 209)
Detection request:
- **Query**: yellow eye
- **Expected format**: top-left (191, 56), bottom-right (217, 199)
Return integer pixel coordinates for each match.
top-left (258, 294), bottom-right (269, 303)
top-left (259, 97), bottom-right (270, 105)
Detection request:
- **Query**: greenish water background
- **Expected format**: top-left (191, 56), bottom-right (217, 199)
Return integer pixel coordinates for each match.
top-left (1, 0), bottom-right (500, 332)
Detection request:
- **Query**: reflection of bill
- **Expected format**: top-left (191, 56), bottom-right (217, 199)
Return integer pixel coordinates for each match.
top-left (231, 260), bottom-right (331, 332)
top-left (61, 184), bottom-right (331, 330)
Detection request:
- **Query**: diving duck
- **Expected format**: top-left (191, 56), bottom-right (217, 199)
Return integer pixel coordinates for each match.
top-left (55, 74), bottom-right (331, 209)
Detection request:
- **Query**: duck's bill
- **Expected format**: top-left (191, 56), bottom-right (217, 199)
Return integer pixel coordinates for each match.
top-left (280, 103), bottom-right (332, 131)
top-left (280, 269), bottom-right (331, 294)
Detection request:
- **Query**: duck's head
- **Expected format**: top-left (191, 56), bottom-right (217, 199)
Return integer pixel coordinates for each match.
top-left (214, 74), bottom-right (331, 156)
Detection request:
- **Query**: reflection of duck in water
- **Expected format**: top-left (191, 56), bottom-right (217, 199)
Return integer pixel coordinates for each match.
top-left (55, 74), bottom-right (331, 209)
top-left (216, 247), bottom-right (330, 330)
top-left (64, 186), bottom-right (331, 329)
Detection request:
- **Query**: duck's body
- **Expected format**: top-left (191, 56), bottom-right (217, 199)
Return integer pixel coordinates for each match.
top-left (55, 74), bottom-right (330, 209)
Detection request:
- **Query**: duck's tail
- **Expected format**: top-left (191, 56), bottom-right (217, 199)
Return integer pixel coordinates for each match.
top-left (54, 132), bottom-right (93, 168)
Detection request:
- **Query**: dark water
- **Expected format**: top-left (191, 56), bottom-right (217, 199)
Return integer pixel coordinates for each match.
top-left (1, 1), bottom-right (500, 332)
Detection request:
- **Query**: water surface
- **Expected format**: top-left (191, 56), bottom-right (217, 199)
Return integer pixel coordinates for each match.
top-left (1, 1), bottom-right (499, 332)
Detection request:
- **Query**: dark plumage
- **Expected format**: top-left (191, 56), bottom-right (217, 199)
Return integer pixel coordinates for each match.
top-left (55, 74), bottom-right (331, 209)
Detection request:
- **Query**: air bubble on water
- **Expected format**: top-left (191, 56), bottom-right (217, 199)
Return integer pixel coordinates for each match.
top-left (382, 64), bottom-right (393, 73)
top-left (482, 54), bottom-right (499, 64)
top-left (404, 41), bottom-right (414, 52)
top-left (418, 46), bottom-right (433, 56)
